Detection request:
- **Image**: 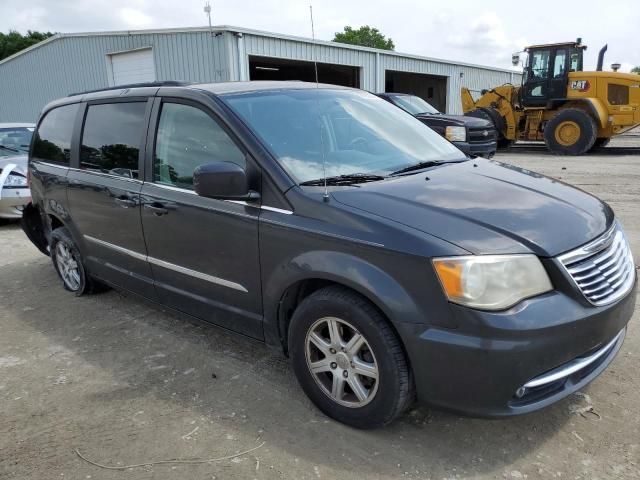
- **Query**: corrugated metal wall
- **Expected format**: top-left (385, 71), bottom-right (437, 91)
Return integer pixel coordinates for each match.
top-left (0, 28), bottom-right (521, 121)
top-left (0, 31), bottom-right (231, 122)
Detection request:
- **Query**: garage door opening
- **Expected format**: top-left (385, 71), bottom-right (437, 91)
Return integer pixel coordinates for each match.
top-left (385, 70), bottom-right (447, 112)
top-left (107, 48), bottom-right (156, 86)
top-left (249, 56), bottom-right (360, 88)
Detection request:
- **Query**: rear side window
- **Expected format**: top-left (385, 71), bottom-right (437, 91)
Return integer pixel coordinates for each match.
top-left (32, 103), bottom-right (79, 164)
top-left (80, 102), bottom-right (147, 179)
top-left (153, 102), bottom-right (245, 190)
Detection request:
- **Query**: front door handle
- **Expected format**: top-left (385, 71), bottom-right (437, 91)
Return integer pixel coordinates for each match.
top-left (144, 202), bottom-right (169, 216)
top-left (115, 196), bottom-right (136, 208)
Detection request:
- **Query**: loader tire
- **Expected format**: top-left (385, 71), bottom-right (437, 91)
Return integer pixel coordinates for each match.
top-left (544, 109), bottom-right (597, 156)
top-left (497, 138), bottom-right (515, 149)
top-left (590, 138), bottom-right (611, 150)
top-left (466, 107), bottom-right (512, 149)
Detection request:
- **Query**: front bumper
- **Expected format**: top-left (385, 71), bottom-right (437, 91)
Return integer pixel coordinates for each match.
top-left (398, 277), bottom-right (636, 417)
top-left (0, 186), bottom-right (30, 219)
top-left (453, 140), bottom-right (497, 158)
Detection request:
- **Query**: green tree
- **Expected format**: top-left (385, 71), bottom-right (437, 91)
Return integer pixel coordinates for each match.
top-left (632, 66), bottom-right (640, 74)
top-left (333, 26), bottom-right (394, 50)
top-left (0, 30), bottom-right (55, 61)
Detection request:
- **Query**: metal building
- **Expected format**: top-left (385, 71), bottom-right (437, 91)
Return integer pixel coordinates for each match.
top-left (0, 25), bottom-right (521, 122)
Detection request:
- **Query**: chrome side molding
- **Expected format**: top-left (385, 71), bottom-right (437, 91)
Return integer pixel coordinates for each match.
top-left (144, 184), bottom-right (294, 214)
top-left (84, 235), bottom-right (248, 293)
top-left (147, 256), bottom-right (248, 292)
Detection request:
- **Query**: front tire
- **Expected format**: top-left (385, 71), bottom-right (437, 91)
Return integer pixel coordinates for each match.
top-left (544, 108), bottom-right (597, 155)
top-left (590, 137), bottom-right (611, 150)
top-left (497, 137), bottom-right (514, 149)
top-left (289, 286), bottom-right (413, 428)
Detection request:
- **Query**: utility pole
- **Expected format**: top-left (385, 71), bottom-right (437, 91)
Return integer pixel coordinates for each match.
top-left (204, 2), bottom-right (213, 36)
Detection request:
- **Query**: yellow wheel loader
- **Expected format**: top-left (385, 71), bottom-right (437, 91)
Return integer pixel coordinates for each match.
top-left (461, 39), bottom-right (640, 155)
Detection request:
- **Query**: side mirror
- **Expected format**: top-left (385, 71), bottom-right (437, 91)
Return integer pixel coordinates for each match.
top-left (193, 162), bottom-right (258, 200)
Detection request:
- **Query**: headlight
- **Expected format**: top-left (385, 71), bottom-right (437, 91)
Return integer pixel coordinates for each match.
top-left (445, 126), bottom-right (467, 142)
top-left (3, 172), bottom-right (28, 188)
top-left (433, 255), bottom-right (553, 310)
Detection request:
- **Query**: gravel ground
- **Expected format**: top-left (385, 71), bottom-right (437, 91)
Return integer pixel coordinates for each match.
top-left (1, 138), bottom-right (639, 479)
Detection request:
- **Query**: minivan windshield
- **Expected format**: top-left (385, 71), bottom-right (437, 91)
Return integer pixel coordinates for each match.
top-left (390, 95), bottom-right (440, 115)
top-left (222, 88), bottom-right (464, 184)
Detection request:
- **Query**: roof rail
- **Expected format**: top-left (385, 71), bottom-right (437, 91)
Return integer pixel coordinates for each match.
top-left (68, 81), bottom-right (191, 97)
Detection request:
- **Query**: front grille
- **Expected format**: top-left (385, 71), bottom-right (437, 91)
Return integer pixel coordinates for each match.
top-left (468, 126), bottom-right (497, 144)
top-left (559, 223), bottom-right (635, 306)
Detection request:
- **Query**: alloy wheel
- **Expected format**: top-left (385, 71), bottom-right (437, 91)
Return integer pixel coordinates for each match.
top-left (55, 242), bottom-right (81, 291)
top-left (304, 316), bottom-right (379, 408)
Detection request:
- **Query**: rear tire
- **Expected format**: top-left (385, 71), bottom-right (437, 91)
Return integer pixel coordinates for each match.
top-left (289, 286), bottom-right (413, 428)
top-left (544, 108), bottom-right (597, 155)
top-left (50, 227), bottom-right (104, 295)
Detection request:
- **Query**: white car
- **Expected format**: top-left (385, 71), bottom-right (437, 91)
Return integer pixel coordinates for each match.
top-left (0, 123), bottom-right (34, 219)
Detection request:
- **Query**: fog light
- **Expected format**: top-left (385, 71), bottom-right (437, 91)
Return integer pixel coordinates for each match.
top-left (515, 387), bottom-right (527, 398)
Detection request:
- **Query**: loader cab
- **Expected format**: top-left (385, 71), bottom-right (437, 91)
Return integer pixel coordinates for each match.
top-left (521, 41), bottom-right (585, 107)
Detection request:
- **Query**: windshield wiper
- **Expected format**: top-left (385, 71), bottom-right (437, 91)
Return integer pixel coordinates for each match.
top-left (390, 161), bottom-right (445, 176)
top-left (0, 145), bottom-right (21, 154)
top-left (299, 173), bottom-right (386, 186)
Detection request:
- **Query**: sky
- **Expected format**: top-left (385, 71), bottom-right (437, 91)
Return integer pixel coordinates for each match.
top-left (2, 0), bottom-right (638, 72)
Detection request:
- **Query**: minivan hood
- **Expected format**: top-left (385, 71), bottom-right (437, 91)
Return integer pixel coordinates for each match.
top-left (331, 159), bottom-right (612, 256)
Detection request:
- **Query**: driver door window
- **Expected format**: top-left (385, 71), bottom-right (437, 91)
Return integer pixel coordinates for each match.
top-left (553, 50), bottom-right (567, 78)
top-left (154, 102), bottom-right (245, 190)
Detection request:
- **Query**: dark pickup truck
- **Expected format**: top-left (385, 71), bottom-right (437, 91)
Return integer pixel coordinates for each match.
top-left (377, 93), bottom-right (497, 158)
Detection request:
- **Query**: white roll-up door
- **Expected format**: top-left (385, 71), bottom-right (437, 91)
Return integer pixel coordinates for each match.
top-left (109, 48), bottom-right (156, 86)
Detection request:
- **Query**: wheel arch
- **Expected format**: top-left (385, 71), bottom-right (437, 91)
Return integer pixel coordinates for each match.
top-left (548, 98), bottom-right (608, 129)
top-left (21, 202), bottom-right (50, 256)
top-left (264, 251), bottom-right (422, 356)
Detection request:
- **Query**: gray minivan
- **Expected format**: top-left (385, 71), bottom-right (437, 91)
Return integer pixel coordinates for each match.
top-left (23, 81), bottom-right (636, 428)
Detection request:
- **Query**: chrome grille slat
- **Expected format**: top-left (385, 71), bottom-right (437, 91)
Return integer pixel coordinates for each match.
top-left (599, 250), bottom-right (627, 278)
top-left (582, 282), bottom-right (612, 296)
top-left (601, 260), bottom-right (630, 286)
top-left (608, 265), bottom-right (632, 290)
top-left (568, 262), bottom-right (597, 275)
top-left (593, 242), bottom-right (624, 270)
top-left (590, 251), bottom-right (628, 284)
top-left (568, 240), bottom-right (621, 274)
top-left (571, 267), bottom-right (600, 282)
top-left (590, 288), bottom-right (617, 301)
top-left (579, 275), bottom-right (607, 289)
top-left (559, 223), bottom-right (635, 306)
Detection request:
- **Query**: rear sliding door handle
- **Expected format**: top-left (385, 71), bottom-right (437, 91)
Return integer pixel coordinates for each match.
top-left (115, 197), bottom-right (137, 208)
top-left (144, 202), bottom-right (169, 216)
